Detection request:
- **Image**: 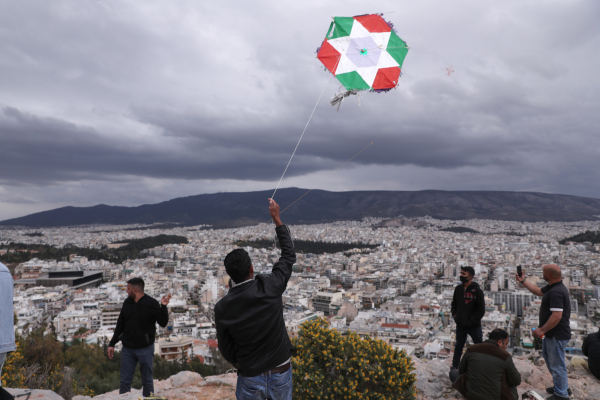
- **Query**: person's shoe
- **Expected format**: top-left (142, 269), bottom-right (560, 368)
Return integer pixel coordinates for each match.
top-left (546, 395), bottom-right (570, 400)
top-left (545, 387), bottom-right (572, 396)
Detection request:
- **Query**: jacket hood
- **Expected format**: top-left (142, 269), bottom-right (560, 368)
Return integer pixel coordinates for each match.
top-left (466, 281), bottom-right (481, 290)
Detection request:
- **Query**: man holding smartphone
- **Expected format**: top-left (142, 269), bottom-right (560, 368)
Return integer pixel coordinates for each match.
top-left (516, 264), bottom-right (571, 400)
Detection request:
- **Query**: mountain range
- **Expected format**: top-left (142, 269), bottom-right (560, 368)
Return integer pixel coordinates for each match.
top-left (1, 188), bottom-right (600, 228)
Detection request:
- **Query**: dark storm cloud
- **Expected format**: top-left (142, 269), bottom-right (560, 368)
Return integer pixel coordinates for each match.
top-left (0, 106), bottom-right (338, 183)
top-left (1, 0), bottom-right (600, 219)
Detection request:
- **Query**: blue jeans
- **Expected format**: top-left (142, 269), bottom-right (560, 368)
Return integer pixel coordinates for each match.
top-left (0, 352), bottom-right (6, 387)
top-left (236, 366), bottom-right (293, 400)
top-left (452, 325), bottom-right (483, 368)
top-left (120, 344), bottom-right (155, 397)
top-left (542, 337), bottom-right (569, 398)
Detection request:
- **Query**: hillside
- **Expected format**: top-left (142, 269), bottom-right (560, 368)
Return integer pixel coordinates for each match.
top-left (2, 188), bottom-right (600, 227)
top-left (6, 355), bottom-right (600, 400)
top-left (0, 235), bottom-right (188, 264)
top-left (560, 230), bottom-right (600, 245)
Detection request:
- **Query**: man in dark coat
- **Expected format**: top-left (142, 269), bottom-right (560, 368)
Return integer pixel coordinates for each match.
top-left (583, 329), bottom-right (600, 380)
top-left (453, 328), bottom-right (521, 400)
top-left (215, 199), bottom-right (296, 400)
top-left (108, 277), bottom-right (171, 397)
top-left (451, 266), bottom-right (486, 371)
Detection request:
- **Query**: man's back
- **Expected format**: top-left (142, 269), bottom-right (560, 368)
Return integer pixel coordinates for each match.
top-left (456, 340), bottom-right (521, 400)
top-left (215, 224), bottom-right (295, 377)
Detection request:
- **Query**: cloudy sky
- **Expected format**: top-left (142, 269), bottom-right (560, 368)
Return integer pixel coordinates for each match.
top-left (0, 0), bottom-right (599, 221)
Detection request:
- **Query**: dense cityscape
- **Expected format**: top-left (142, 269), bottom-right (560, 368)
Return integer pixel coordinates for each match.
top-left (2, 216), bottom-right (600, 371)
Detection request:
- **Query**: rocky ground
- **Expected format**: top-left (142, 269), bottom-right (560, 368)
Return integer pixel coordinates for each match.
top-left (413, 354), bottom-right (600, 400)
top-left (6, 372), bottom-right (237, 400)
top-left (6, 355), bottom-right (600, 400)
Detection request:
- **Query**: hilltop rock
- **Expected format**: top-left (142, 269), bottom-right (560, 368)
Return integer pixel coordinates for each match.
top-left (413, 355), bottom-right (600, 400)
top-left (78, 372), bottom-right (236, 400)
top-left (169, 371), bottom-right (204, 388)
top-left (5, 389), bottom-right (65, 400)
top-left (8, 356), bottom-right (600, 400)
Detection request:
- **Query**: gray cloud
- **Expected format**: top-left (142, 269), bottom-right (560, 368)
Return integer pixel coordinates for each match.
top-left (0, 0), bottom-right (600, 219)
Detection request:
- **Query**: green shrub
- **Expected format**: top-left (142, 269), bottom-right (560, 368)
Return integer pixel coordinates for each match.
top-left (292, 318), bottom-right (416, 400)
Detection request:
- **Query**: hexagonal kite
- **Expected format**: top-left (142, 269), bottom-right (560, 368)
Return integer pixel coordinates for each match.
top-left (317, 14), bottom-right (409, 93)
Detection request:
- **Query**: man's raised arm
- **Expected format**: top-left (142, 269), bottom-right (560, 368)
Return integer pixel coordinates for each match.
top-left (516, 273), bottom-right (543, 296)
top-left (268, 198), bottom-right (296, 293)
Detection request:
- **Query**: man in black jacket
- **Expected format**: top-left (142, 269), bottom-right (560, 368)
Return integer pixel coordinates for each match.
top-left (582, 330), bottom-right (600, 379)
top-left (108, 277), bottom-right (171, 397)
top-left (215, 198), bottom-right (296, 400)
top-left (451, 266), bottom-right (486, 371)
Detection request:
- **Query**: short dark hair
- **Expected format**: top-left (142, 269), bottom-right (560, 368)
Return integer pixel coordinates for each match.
top-left (461, 266), bottom-right (475, 277)
top-left (127, 277), bottom-right (145, 292)
top-left (224, 248), bottom-right (252, 284)
top-left (489, 328), bottom-right (509, 342)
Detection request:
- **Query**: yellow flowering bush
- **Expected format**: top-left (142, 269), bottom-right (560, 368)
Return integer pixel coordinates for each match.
top-left (292, 318), bottom-right (416, 400)
top-left (1, 341), bottom-right (26, 388)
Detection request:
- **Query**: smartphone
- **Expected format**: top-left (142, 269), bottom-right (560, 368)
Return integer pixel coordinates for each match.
top-left (517, 265), bottom-right (523, 277)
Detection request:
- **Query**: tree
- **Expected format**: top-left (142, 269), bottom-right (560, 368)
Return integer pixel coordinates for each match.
top-left (1, 334), bottom-right (93, 400)
top-left (74, 327), bottom-right (89, 336)
top-left (292, 318), bottom-right (416, 400)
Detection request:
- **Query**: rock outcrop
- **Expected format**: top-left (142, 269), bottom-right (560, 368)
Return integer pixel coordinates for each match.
top-left (5, 388), bottom-right (65, 400)
top-left (413, 355), bottom-right (600, 400)
top-left (6, 356), bottom-right (600, 400)
top-left (6, 372), bottom-right (237, 400)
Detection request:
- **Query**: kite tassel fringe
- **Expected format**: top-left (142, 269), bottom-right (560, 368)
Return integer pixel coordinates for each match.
top-left (330, 89), bottom-right (361, 111)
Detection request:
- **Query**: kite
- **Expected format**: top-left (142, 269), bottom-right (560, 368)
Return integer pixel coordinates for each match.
top-left (446, 65), bottom-right (455, 76)
top-left (316, 14), bottom-right (409, 109)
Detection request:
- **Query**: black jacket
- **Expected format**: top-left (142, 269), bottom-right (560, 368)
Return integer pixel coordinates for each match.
top-left (451, 281), bottom-right (486, 329)
top-left (582, 331), bottom-right (600, 379)
top-left (215, 224), bottom-right (296, 377)
top-left (109, 294), bottom-right (169, 349)
top-left (454, 340), bottom-right (521, 400)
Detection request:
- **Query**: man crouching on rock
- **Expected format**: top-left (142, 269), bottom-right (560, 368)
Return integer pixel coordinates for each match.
top-left (215, 198), bottom-right (296, 400)
top-left (453, 328), bottom-right (521, 400)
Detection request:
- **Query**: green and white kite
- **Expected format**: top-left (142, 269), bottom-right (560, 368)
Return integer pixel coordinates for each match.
top-left (317, 14), bottom-right (409, 94)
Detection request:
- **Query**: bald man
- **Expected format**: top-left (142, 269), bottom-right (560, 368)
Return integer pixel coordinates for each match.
top-left (517, 264), bottom-right (571, 400)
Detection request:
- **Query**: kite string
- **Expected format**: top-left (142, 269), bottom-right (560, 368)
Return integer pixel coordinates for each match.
top-left (278, 132), bottom-right (387, 215)
top-left (234, 131), bottom-right (388, 247)
top-left (271, 74), bottom-right (332, 200)
top-left (271, 20), bottom-right (343, 200)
